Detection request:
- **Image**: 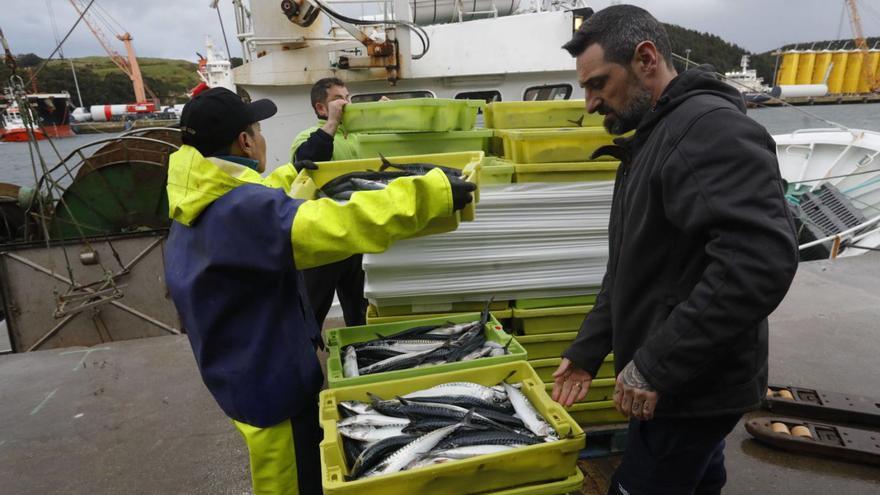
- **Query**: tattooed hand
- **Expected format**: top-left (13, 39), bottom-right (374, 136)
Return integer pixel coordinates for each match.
top-left (614, 361), bottom-right (660, 421)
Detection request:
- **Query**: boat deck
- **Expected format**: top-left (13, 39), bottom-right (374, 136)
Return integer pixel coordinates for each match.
top-left (2, 254), bottom-right (880, 494)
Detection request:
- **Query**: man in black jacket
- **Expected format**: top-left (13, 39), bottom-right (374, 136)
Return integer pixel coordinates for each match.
top-left (551, 5), bottom-right (799, 494)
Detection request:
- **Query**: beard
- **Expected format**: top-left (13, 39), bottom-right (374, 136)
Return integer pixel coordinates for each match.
top-left (600, 78), bottom-right (653, 135)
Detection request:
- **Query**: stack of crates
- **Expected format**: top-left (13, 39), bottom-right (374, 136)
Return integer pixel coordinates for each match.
top-left (511, 295), bottom-right (625, 427)
top-left (483, 99), bottom-right (622, 184)
top-left (320, 314), bottom-right (587, 494)
top-left (482, 100), bottom-right (626, 428)
top-left (342, 98), bottom-right (492, 159)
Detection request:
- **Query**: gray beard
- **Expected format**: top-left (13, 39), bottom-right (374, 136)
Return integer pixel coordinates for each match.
top-left (605, 86), bottom-right (653, 135)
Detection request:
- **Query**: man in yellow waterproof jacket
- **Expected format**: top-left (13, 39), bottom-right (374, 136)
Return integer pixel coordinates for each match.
top-left (164, 87), bottom-right (475, 494)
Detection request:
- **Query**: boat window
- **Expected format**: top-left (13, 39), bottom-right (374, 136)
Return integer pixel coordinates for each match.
top-left (523, 85), bottom-right (573, 101)
top-left (454, 91), bottom-right (502, 104)
top-left (350, 91), bottom-right (435, 103)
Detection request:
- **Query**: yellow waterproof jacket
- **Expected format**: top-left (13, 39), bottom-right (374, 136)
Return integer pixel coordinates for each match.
top-left (166, 144), bottom-right (455, 269)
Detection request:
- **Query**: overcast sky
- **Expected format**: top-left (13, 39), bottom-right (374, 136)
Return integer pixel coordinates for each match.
top-left (3, 0), bottom-right (880, 63)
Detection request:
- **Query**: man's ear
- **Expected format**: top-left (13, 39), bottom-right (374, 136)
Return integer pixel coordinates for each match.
top-left (632, 40), bottom-right (659, 75)
top-left (238, 130), bottom-right (254, 156)
top-left (314, 102), bottom-right (327, 119)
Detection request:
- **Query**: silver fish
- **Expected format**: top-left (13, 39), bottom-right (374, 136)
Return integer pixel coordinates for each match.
top-left (402, 382), bottom-right (508, 404)
top-left (358, 346), bottom-right (441, 375)
top-left (429, 444), bottom-right (515, 459)
top-left (344, 346), bottom-right (360, 378)
top-left (363, 415), bottom-right (472, 478)
top-left (425, 321), bottom-right (479, 336)
top-left (338, 424), bottom-right (407, 443)
top-left (502, 382), bottom-right (556, 438)
top-left (339, 401), bottom-right (373, 415)
top-left (338, 414), bottom-right (410, 428)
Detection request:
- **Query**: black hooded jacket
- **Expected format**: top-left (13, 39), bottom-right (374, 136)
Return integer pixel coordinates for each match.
top-left (562, 65), bottom-right (799, 417)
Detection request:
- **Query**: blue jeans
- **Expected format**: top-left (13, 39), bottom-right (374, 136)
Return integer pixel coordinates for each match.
top-left (608, 414), bottom-right (742, 495)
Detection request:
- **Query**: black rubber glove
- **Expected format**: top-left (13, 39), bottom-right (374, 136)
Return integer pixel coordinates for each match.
top-left (449, 177), bottom-right (477, 211)
top-left (294, 160), bottom-right (319, 172)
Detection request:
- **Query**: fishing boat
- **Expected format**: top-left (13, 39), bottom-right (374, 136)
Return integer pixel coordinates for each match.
top-left (774, 127), bottom-right (880, 259)
top-left (0, 90), bottom-right (74, 141)
top-left (0, 99), bottom-right (45, 142)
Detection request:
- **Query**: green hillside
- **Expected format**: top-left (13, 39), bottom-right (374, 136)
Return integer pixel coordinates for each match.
top-left (0, 55), bottom-right (200, 106)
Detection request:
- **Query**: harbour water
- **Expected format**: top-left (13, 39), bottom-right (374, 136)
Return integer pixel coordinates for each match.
top-left (2, 103), bottom-right (880, 187)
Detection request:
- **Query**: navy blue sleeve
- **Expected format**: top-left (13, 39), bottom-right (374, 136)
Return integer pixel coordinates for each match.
top-left (294, 128), bottom-right (334, 162)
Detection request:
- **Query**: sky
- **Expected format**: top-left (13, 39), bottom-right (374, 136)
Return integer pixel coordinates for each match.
top-left (3, 0), bottom-right (880, 63)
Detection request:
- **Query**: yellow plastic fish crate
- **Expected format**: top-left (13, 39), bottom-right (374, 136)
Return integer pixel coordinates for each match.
top-left (512, 305), bottom-right (592, 334)
top-left (485, 100), bottom-right (603, 129)
top-left (514, 161), bottom-right (620, 183)
top-left (480, 156), bottom-right (516, 185)
top-left (366, 304), bottom-right (513, 325)
top-left (318, 361), bottom-right (585, 495)
top-left (486, 469), bottom-right (584, 495)
top-left (354, 130), bottom-right (492, 159)
top-left (325, 312), bottom-right (526, 388)
top-left (530, 356), bottom-right (615, 382)
top-left (516, 332), bottom-right (578, 360)
top-left (495, 128), bottom-right (616, 164)
top-left (544, 378), bottom-right (616, 403)
top-left (290, 151), bottom-right (482, 236)
top-left (370, 298), bottom-right (509, 317)
top-left (565, 401), bottom-right (627, 426)
top-left (342, 98), bottom-right (483, 133)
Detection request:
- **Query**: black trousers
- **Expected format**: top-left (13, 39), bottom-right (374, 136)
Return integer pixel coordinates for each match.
top-left (291, 402), bottom-right (322, 495)
top-left (608, 414), bottom-right (742, 495)
top-left (302, 255), bottom-right (367, 328)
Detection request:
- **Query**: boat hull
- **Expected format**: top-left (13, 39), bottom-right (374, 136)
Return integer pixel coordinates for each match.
top-left (0, 128), bottom-right (46, 142)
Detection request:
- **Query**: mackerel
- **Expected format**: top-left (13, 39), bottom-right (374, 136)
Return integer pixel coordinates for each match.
top-left (402, 382), bottom-right (508, 403)
top-left (338, 414), bottom-right (410, 428)
top-left (338, 424), bottom-right (407, 443)
top-left (502, 382), bottom-right (556, 438)
top-left (363, 413), bottom-right (474, 478)
top-left (349, 434), bottom-right (417, 479)
top-left (343, 346), bottom-right (360, 378)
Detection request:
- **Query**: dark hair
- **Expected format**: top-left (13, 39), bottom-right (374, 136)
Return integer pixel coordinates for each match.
top-left (311, 77), bottom-right (347, 117)
top-left (562, 5), bottom-right (672, 68)
top-left (209, 124), bottom-right (256, 157)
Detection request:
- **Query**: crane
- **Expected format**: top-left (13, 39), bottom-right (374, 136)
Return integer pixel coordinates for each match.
top-left (845, 0), bottom-right (880, 92)
top-left (67, 0), bottom-right (157, 104)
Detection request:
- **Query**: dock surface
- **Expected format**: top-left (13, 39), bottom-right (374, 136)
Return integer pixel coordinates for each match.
top-left (2, 255), bottom-right (879, 494)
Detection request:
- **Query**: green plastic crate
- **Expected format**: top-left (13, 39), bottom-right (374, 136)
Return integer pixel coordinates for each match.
top-left (318, 361), bottom-right (585, 495)
top-left (495, 128), bottom-right (616, 164)
top-left (459, 99), bottom-right (486, 130)
top-left (480, 156), bottom-right (516, 185)
top-left (512, 306), bottom-right (592, 334)
top-left (366, 305), bottom-right (514, 325)
top-left (530, 356), bottom-right (615, 382)
top-left (291, 151), bottom-right (482, 236)
top-left (514, 295), bottom-right (597, 310)
top-left (565, 401), bottom-right (627, 426)
top-left (325, 312), bottom-right (526, 388)
top-left (485, 100), bottom-right (603, 129)
top-left (517, 332), bottom-right (578, 359)
top-left (370, 299), bottom-right (509, 317)
top-left (342, 98), bottom-right (481, 133)
top-left (354, 130), bottom-right (492, 159)
top-left (544, 378), bottom-right (616, 403)
top-left (486, 469), bottom-right (584, 495)
top-left (514, 161), bottom-right (620, 183)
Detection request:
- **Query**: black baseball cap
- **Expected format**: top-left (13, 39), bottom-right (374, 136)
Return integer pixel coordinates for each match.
top-left (179, 87), bottom-right (277, 157)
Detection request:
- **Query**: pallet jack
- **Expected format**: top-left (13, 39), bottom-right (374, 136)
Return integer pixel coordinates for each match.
top-left (745, 384), bottom-right (880, 466)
